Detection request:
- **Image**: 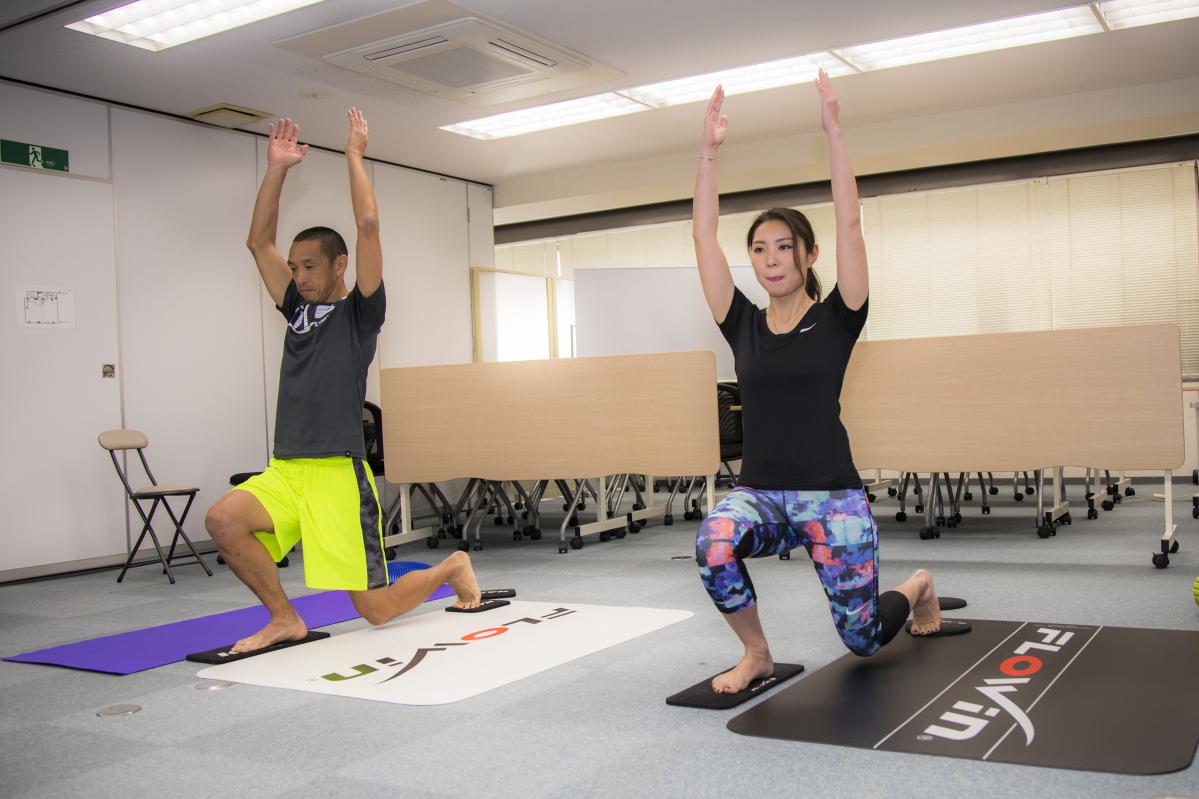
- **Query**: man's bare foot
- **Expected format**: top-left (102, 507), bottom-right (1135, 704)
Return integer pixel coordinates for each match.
top-left (712, 651), bottom-right (774, 693)
top-left (231, 614), bottom-right (307, 653)
top-left (446, 550), bottom-right (481, 609)
top-left (909, 568), bottom-right (943, 636)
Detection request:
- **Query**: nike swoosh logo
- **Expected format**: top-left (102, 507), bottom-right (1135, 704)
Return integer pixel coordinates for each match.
top-left (799, 323), bottom-right (818, 333)
top-left (846, 604), bottom-right (867, 617)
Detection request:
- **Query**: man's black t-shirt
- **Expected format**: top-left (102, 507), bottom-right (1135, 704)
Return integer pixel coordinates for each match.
top-left (717, 284), bottom-right (867, 490)
top-left (273, 281), bottom-right (386, 459)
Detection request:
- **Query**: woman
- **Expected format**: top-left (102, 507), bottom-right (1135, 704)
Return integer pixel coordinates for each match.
top-left (693, 70), bottom-right (959, 695)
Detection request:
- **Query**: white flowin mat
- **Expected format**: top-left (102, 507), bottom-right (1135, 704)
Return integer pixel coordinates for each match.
top-left (197, 600), bottom-right (693, 705)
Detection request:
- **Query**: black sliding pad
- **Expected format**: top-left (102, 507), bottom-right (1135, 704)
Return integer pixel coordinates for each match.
top-left (727, 620), bottom-right (1199, 775)
top-left (445, 599), bottom-right (511, 613)
top-left (480, 589), bottom-right (516, 600)
top-left (666, 663), bottom-right (805, 710)
top-left (939, 596), bottom-right (967, 611)
top-left (185, 631), bottom-right (329, 664)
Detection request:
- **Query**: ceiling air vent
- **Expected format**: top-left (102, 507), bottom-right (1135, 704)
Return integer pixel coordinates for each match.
top-left (275, 1), bottom-right (621, 106)
top-left (186, 104), bottom-right (271, 129)
top-left (324, 18), bottom-right (578, 100)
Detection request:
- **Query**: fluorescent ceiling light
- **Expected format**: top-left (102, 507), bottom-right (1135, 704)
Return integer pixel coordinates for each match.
top-left (440, 93), bottom-right (650, 140)
top-left (834, 6), bottom-right (1103, 71)
top-left (1096, 0), bottom-right (1199, 28)
top-left (623, 54), bottom-right (855, 108)
top-left (66, 0), bottom-right (325, 52)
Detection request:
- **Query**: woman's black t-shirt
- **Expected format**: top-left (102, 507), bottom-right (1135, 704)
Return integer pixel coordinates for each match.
top-left (717, 284), bottom-right (867, 490)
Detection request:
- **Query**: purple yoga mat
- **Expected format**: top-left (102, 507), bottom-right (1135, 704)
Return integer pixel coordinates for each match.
top-left (4, 575), bottom-right (455, 675)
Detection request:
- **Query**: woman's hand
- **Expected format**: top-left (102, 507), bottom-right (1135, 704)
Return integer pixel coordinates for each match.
top-left (701, 85), bottom-right (729, 157)
top-left (815, 68), bottom-right (840, 134)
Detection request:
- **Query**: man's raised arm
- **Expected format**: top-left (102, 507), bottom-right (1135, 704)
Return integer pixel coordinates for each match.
top-left (247, 118), bottom-right (308, 307)
top-left (344, 107), bottom-right (381, 298)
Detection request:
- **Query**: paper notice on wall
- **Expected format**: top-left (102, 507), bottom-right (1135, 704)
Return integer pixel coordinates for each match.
top-left (18, 286), bottom-right (75, 328)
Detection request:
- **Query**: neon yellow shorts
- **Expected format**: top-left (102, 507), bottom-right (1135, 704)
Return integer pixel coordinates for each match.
top-left (232, 457), bottom-right (387, 591)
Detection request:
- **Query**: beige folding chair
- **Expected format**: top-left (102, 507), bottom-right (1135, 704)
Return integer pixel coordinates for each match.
top-left (98, 429), bottom-right (213, 584)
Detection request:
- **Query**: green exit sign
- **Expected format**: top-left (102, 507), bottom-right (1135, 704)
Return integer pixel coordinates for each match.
top-left (1, 139), bottom-right (69, 172)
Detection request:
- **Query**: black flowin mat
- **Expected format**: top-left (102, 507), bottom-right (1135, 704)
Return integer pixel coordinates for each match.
top-left (727, 619), bottom-right (1199, 775)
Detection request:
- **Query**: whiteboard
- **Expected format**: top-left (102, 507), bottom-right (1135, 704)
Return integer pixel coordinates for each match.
top-left (574, 266), bottom-right (769, 379)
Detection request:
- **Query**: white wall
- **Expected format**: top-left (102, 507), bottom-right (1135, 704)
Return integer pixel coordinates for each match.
top-left (0, 167), bottom-right (125, 571)
top-left (374, 166), bottom-right (473, 368)
top-left (0, 81), bottom-right (490, 580)
top-left (111, 109), bottom-right (266, 530)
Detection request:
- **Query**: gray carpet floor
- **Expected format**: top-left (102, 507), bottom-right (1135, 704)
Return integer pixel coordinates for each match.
top-left (2, 480), bottom-right (1198, 799)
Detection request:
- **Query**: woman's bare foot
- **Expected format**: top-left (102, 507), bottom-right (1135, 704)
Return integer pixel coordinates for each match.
top-left (446, 550), bottom-right (481, 609)
top-left (231, 613), bottom-right (307, 653)
top-left (908, 568), bottom-right (943, 635)
top-left (712, 650), bottom-right (774, 693)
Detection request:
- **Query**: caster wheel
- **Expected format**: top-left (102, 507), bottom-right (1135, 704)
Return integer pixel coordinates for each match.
top-left (779, 551), bottom-right (791, 561)
top-left (952, 513), bottom-right (962, 524)
top-left (964, 492), bottom-right (973, 501)
top-left (1063, 513), bottom-right (1072, 525)
top-left (217, 554), bottom-right (226, 565)
top-left (457, 541), bottom-right (470, 552)
top-left (514, 501), bottom-right (523, 510)
top-left (599, 531), bottom-right (612, 542)
top-left (530, 528), bottom-right (543, 541)
top-left (1087, 508), bottom-right (1098, 520)
top-left (426, 537), bottom-right (440, 549)
top-left (615, 528), bottom-right (628, 540)
top-left (521, 511), bottom-right (529, 520)
top-left (1037, 526), bottom-right (1054, 539)
top-left (981, 506), bottom-right (991, 515)
top-left (493, 516), bottom-right (504, 526)
top-left (563, 504), bottom-right (571, 512)
top-left (1114, 495), bottom-right (1123, 504)
top-left (472, 544), bottom-right (483, 552)
top-left (506, 516), bottom-right (515, 526)
top-left (278, 556), bottom-right (289, 568)
top-left (628, 522), bottom-right (641, 534)
top-left (1169, 540), bottom-right (1180, 554)
top-left (936, 516), bottom-right (946, 527)
top-left (558, 546), bottom-right (568, 554)
top-left (989, 486), bottom-right (999, 495)
top-left (1192, 507), bottom-right (1199, 519)
top-left (867, 493), bottom-right (876, 503)
top-left (683, 511), bottom-right (695, 521)
top-left (512, 531), bottom-right (523, 542)
top-left (1014, 493), bottom-right (1024, 501)
top-left (664, 514), bottom-right (674, 526)
top-left (570, 537), bottom-right (584, 550)
top-left (914, 486), bottom-right (923, 496)
top-left (887, 487), bottom-right (897, 497)
top-left (1152, 552), bottom-right (1169, 569)
top-left (1102, 500), bottom-right (1114, 511)
top-left (919, 527), bottom-right (935, 540)
top-left (1125, 487), bottom-right (1135, 497)
top-left (895, 511), bottom-right (907, 522)
top-left (915, 505), bottom-right (924, 514)
top-left (633, 503), bottom-right (645, 512)
top-left (385, 547), bottom-right (397, 560)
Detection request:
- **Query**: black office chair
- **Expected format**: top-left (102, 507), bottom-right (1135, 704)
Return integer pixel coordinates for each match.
top-left (716, 382), bottom-right (742, 488)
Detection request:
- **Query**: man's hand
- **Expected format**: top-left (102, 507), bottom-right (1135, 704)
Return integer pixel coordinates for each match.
top-left (267, 118), bottom-right (308, 170)
top-left (345, 107), bottom-right (368, 160)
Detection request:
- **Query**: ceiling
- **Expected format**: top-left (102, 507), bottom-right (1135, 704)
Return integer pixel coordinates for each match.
top-left (2, 0), bottom-right (1198, 214)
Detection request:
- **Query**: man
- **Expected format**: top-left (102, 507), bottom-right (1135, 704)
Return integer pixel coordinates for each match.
top-left (206, 107), bottom-right (479, 654)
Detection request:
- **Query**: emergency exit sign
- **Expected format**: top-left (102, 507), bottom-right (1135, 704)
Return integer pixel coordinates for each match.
top-left (1, 139), bottom-right (69, 172)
